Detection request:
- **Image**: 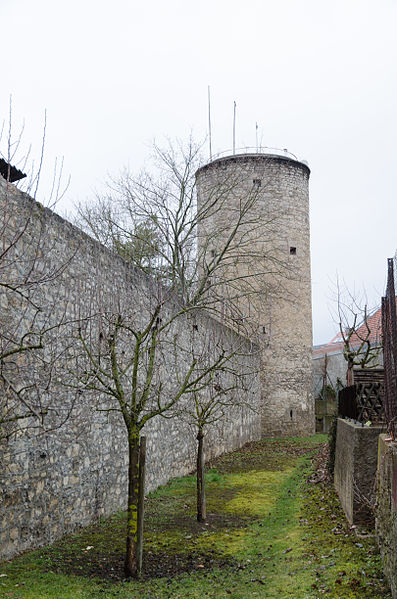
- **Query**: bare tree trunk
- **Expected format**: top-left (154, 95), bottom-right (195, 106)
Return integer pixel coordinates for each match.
top-left (124, 431), bottom-right (140, 578)
top-left (197, 429), bottom-right (206, 522)
top-left (347, 361), bottom-right (354, 386)
top-left (136, 436), bottom-right (146, 578)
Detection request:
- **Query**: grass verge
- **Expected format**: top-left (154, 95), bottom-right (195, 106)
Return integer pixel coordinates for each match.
top-left (0, 434), bottom-right (391, 598)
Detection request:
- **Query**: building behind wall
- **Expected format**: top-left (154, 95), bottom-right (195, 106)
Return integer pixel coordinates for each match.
top-left (196, 151), bottom-right (314, 437)
top-left (313, 305), bottom-right (384, 397)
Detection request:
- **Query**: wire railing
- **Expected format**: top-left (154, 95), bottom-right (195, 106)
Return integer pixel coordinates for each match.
top-left (209, 146), bottom-right (302, 163)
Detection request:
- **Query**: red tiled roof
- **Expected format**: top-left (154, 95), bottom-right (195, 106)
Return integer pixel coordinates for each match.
top-left (313, 301), bottom-right (389, 358)
top-left (313, 340), bottom-right (344, 358)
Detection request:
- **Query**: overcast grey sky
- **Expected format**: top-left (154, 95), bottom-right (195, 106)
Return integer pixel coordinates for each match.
top-left (1, 0), bottom-right (397, 345)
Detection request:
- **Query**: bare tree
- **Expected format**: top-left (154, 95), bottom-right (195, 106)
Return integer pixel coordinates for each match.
top-left (76, 138), bottom-right (288, 322)
top-left (177, 323), bottom-right (256, 523)
top-left (0, 101), bottom-right (72, 441)
top-left (335, 279), bottom-right (382, 385)
top-left (72, 299), bottom-right (254, 576)
top-left (73, 138), bottom-right (285, 578)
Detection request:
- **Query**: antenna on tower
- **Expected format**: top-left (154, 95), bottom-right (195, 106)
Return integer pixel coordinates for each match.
top-left (233, 101), bottom-right (236, 154)
top-left (208, 86), bottom-right (212, 161)
top-left (256, 122), bottom-right (258, 152)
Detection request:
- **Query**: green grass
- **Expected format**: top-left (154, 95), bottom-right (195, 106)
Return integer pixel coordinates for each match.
top-left (0, 434), bottom-right (391, 598)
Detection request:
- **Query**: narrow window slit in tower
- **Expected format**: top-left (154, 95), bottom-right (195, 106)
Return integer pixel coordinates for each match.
top-left (210, 249), bottom-right (215, 257)
top-left (290, 409), bottom-right (293, 420)
top-left (262, 326), bottom-right (266, 334)
top-left (290, 247), bottom-right (296, 255)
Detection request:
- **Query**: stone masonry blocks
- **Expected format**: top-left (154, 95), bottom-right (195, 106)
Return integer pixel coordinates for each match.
top-left (0, 177), bottom-right (261, 560)
top-left (195, 154), bottom-right (314, 437)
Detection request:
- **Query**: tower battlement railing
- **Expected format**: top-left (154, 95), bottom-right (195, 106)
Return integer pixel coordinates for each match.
top-left (209, 146), bottom-right (302, 163)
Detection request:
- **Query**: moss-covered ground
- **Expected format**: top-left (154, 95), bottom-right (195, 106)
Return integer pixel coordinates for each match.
top-left (0, 435), bottom-right (391, 598)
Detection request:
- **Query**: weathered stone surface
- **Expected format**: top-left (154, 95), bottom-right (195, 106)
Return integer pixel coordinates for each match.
top-left (196, 154), bottom-right (314, 436)
top-left (376, 435), bottom-right (397, 599)
top-left (334, 418), bottom-right (382, 524)
top-left (0, 177), bottom-right (261, 560)
top-left (315, 396), bottom-right (337, 433)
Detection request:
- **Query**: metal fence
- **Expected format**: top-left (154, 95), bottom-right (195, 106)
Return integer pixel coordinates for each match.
top-left (381, 258), bottom-right (397, 438)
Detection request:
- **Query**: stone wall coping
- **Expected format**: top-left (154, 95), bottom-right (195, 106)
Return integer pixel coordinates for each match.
top-left (338, 418), bottom-right (385, 432)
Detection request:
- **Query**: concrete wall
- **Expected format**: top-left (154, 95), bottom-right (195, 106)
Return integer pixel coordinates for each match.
top-left (0, 177), bottom-right (261, 560)
top-left (315, 397), bottom-right (337, 433)
top-left (313, 350), bottom-right (384, 398)
top-left (196, 154), bottom-right (314, 437)
top-left (334, 418), bottom-right (383, 525)
top-left (313, 352), bottom-right (346, 397)
top-left (376, 435), bottom-right (397, 599)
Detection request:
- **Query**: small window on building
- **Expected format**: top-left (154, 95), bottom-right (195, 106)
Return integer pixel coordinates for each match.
top-left (262, 326), bottom-right (266, 334)
top-left (253, 178), bottom-right (262, 186)
top-left (290, 247), bottom-right (296, 256)
top-left (210, 249), bottom-right (215, 257)
top-left (290, 409), bottom-right (293, 420)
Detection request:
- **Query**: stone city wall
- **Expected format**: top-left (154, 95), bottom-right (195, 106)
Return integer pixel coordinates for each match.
top-left (0, 178), bottom-right (261, 560)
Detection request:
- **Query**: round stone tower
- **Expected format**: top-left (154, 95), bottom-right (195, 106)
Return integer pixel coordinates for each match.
top-left (195, 151), bottom-right (314, 437)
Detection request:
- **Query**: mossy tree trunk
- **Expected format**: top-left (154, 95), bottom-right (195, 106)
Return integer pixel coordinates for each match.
top-left (124, 430), bottom-right (140, 578)
top-left (136, 436), bottom-right (146, 575)
top-left (197, 429), bottom-right (206, 522)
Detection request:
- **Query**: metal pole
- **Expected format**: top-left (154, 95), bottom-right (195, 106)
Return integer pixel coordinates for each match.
top-left (208, 86), bottom-right (212, 161)
top-left (233, 101), bottom-right (236, 154)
